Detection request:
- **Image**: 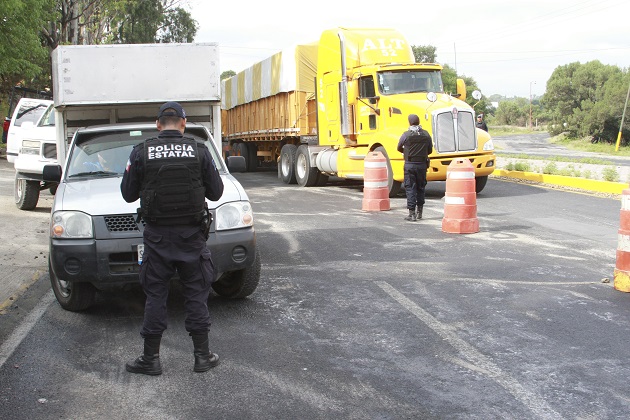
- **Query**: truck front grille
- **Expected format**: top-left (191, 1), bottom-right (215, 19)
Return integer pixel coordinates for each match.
top-left (104, 215), bottom-right (140, 232)
top-left (434, 109), bottom-right (476, 153)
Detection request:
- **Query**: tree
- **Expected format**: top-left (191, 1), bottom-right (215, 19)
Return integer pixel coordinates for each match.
top-left (221, 71), bottom-right (236, 80)
top-left (412, 45), bottom-right (437, 63)
top-left (542, 60), bottom-right (628, 141)
top-left (0, 0), bottom-right (53, 100)
top-left (113, 0), bottom-right (198, 43)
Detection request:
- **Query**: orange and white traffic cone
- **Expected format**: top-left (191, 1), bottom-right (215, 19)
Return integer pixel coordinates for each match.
top-left (362, 151), bottom-right (390, 211)
top-left (614, 187), bottom-right (630, 292)
top-left (442, 158), bottom-right (479, 234)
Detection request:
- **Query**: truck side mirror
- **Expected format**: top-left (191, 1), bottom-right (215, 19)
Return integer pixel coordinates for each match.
top-left (43, 164), bottom-right (62, 182)
top-left (226, 156), bottom-right (247, 173)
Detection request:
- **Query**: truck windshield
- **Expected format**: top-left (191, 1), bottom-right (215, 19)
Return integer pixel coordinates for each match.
top-left (377, 70), bottom-right (443, 95)
top-left (66, 127), bottom-right (224, 179)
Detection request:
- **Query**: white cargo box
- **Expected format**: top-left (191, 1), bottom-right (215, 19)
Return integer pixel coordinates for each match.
top-left (52, 43), bottom-right (220, 107)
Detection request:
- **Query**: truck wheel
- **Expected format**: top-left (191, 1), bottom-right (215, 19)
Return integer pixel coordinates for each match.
top-left (280, 144), bottom-right (298, 184)
top-left (295, 145), bottom-right (319, 187)
top-left (475, 175), bottom-right (488, 193)
top-left (49, 261), bottom-right (96, 311)
top-left (212, 248), bottom-right (261, 298)
top-left (374, 146), bottom-right (401, 197)
top-left (15, 176), bottom-right (40, 210)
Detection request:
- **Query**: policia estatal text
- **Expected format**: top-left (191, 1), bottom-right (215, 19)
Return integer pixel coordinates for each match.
top-left (397, 114), bottom-right (433, 222)
top-left (121, 102), bottom-right (224, 375)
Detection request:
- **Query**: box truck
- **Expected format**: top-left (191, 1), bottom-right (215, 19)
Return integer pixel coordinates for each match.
top-left (221, 27), bottom-right (495, 196)
top-left (43, 43), bottom-right (260, 311)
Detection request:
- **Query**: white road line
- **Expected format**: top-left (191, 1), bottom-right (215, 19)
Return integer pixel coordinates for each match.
top-left (0, 290), bottom-right (55, 369)
top-left (376, 281), bottom-right (564, 420)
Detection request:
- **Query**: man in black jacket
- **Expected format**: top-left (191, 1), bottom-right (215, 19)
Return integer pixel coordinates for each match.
top-left (397, 114), bottom-right (433, 221)
top-left (121, 101), bottom-right (224, 375)
top-left (476, 114), bottom-right (489, 132)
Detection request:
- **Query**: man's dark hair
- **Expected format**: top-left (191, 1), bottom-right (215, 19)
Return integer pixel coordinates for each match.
top-left (158, 110), bottom-right (183, 126)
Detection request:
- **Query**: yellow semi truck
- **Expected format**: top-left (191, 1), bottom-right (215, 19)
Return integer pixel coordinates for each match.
top-left (221, 27), bottom-right (496, 195)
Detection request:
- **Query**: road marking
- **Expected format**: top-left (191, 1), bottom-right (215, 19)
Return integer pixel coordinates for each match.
top-left (0, 290), bottom-right (55, 369)
top-left (376, 281), bottom-right (564, 420)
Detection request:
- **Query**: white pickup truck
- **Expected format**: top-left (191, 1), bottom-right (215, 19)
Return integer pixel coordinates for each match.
top-left (7, 98), bottom-right (58, 210)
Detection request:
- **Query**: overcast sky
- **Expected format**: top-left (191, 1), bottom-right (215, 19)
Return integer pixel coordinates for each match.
top-left (188, 0), bottom-right (629, 98)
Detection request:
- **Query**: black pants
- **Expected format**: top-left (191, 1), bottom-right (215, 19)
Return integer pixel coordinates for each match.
top-left (404, 162), bottom-right (427, 210)
top-left (139, 223), bottom-right (215, 337)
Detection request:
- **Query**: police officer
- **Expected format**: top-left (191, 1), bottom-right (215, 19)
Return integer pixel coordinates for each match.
top-left (397, 114), bottom-right (433, 221)
top-left (121, 101), bottom-right (224, 375)
top-left (476, 114), bottom-right (489, 132)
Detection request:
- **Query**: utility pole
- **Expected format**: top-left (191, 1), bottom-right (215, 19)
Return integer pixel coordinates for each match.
top-left (529, 81), bottom-right (536, 130)
top-left (616, 80), bottom-right (630, 152)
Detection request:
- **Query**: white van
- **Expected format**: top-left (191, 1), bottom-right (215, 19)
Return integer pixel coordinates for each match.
top-left (6, 98), bottom-right (53, 163)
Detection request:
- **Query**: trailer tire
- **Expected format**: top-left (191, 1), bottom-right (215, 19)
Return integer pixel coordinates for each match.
top-left (374, 146), bottom-right (401, 197)
top-left (49, 260), bottom-right (96, 311)
top-left (15, 176), bottom-right (40, 210)
top-left (295, 145), bottom-right (319, 187)
top-left (280, 144), bottom-right (298, 184)
top-left (212, 247), bottom-right (261, 298)
top-left (475, 175), bottom-right (488, 193)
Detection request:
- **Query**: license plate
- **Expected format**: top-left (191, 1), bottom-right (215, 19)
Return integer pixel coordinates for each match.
top-left (137, 244), bottom-right (144, 265)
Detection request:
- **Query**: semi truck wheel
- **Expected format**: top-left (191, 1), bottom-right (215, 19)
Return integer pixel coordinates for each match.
top-left (280, 144), bottom-right (298, 184)
top-left (374, 146), bottom-right (401, 197)
top-left (212, 248), bottom-right (261, 298)
top-left (475, 175), bottom-right (488, 193)
top-left (235, 142), bottom-right (252, 171)
top-left (49, 260), bottom-right (96, 311)
top-left (15, 176), bottom-right (40, 210)
top-left (295, 145), bottom-right (319, 187)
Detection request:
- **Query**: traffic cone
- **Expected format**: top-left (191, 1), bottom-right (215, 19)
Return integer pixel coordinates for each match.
top-left (362, 151), bottom-right (390, 211)
top-left (614, 187), bottom-right (630, 292)
top-left (442, 158), bottom-right (479, 234)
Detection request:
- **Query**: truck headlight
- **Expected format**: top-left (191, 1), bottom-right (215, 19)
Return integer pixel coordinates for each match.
top-left (215, 201), bottom-right (253, 231)
top-left (51, 211), bottom-right (93, 238)
top-left (483, 139), bottom-right (495, 151)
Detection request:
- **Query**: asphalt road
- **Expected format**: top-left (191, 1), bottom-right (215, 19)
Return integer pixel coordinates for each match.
top-left (1, 164), bottom-right (629, 419)
top-left (494, 132), bottom-right (630, 166)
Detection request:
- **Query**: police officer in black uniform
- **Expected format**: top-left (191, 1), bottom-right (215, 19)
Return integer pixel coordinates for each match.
top-left (397, 114), bottom-right (433, 222)
top-left (476, 114), bottom-right (489, 132)
top-left (121, 101), bottom-right (224, 375)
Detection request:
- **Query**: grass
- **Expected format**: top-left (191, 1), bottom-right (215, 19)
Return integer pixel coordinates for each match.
top-left (488, 125), bottom-right (540, 136)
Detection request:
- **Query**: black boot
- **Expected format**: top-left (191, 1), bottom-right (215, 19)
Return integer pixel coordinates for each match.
top-left (417, 206), bottom-right (423, 220)
top-left (191, 333), bottom-right (220, 372)
top-left (404, 209), bottom-right (416, 221)
top-left (126, 336), bottom-right (162, 376)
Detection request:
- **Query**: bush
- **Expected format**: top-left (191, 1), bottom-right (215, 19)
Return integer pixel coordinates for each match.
top-left (543, 162), bottom-right (558, 174)
top-left (602, 167), bottom-right (619, 182)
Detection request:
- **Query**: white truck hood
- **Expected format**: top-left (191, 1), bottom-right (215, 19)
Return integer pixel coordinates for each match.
top-left (55, 174), bottom-right (247, 216)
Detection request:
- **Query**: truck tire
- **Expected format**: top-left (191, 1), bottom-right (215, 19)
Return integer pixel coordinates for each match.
top-left (212, 247), bottom-right (261, 298)
top-left (374, 146), bottom-right (401, 197)
top-left (49, 261), bottom-right (96, 311)
top-left (280, 144), bottom-right (298, 184)
top-left (475, 175), bottom-right (488, 193)
top-left (295, 145), bottom-right (319, 187)
top-left (15, 176), bottom-right (40, 210)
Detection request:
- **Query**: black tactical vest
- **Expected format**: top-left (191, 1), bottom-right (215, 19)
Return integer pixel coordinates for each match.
top-left (140, 136), bottom-right (206, 224)
top-left (404, 129), bottom-right (432, 163)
